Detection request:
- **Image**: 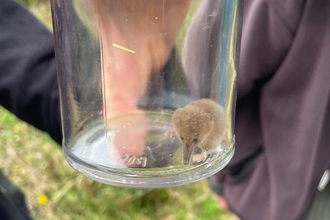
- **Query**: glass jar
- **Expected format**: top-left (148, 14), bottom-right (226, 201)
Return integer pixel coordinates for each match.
top-left (51, 0), bottom-right (243, 188)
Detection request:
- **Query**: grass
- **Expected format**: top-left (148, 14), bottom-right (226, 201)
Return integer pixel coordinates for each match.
top-left (0, 1), bottom-right (239, 219)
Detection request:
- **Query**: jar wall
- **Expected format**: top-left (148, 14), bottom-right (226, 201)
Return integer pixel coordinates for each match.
top-left (51, 0), bottom-right (242, 188)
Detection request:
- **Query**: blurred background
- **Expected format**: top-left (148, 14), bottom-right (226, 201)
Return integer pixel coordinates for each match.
top-left (0, 0), bottom-right (238, 219)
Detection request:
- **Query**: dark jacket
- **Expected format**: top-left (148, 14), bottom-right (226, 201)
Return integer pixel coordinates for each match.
top-left (207, 0), bottom-right (330, 219)
top-left (0, 0), bottom-right (61, 144)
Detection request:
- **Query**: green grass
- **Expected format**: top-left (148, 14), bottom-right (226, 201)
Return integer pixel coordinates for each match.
top-left (0, 1), bottom-right (239, 219)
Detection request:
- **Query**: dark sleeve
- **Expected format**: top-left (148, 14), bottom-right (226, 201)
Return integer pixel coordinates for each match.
top-left (208, 0), bottom-right (304, 183)
top-left (210, 0), bottom-right (330, 219)
top-left (0, 0), bottom-right (62, 144)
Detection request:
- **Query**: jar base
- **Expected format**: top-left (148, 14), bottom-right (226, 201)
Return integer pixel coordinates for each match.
top-left (63, 145), bottom-right (234, 188)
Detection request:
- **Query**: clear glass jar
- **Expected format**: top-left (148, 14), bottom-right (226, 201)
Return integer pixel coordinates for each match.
top-left (51, 0), bottom-right (243, 188)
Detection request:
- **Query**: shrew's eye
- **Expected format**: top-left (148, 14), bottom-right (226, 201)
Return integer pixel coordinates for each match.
top-left (193, 137), bottom-right (198, 143)
top-left (181, 136), bottom-right (184, 141)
